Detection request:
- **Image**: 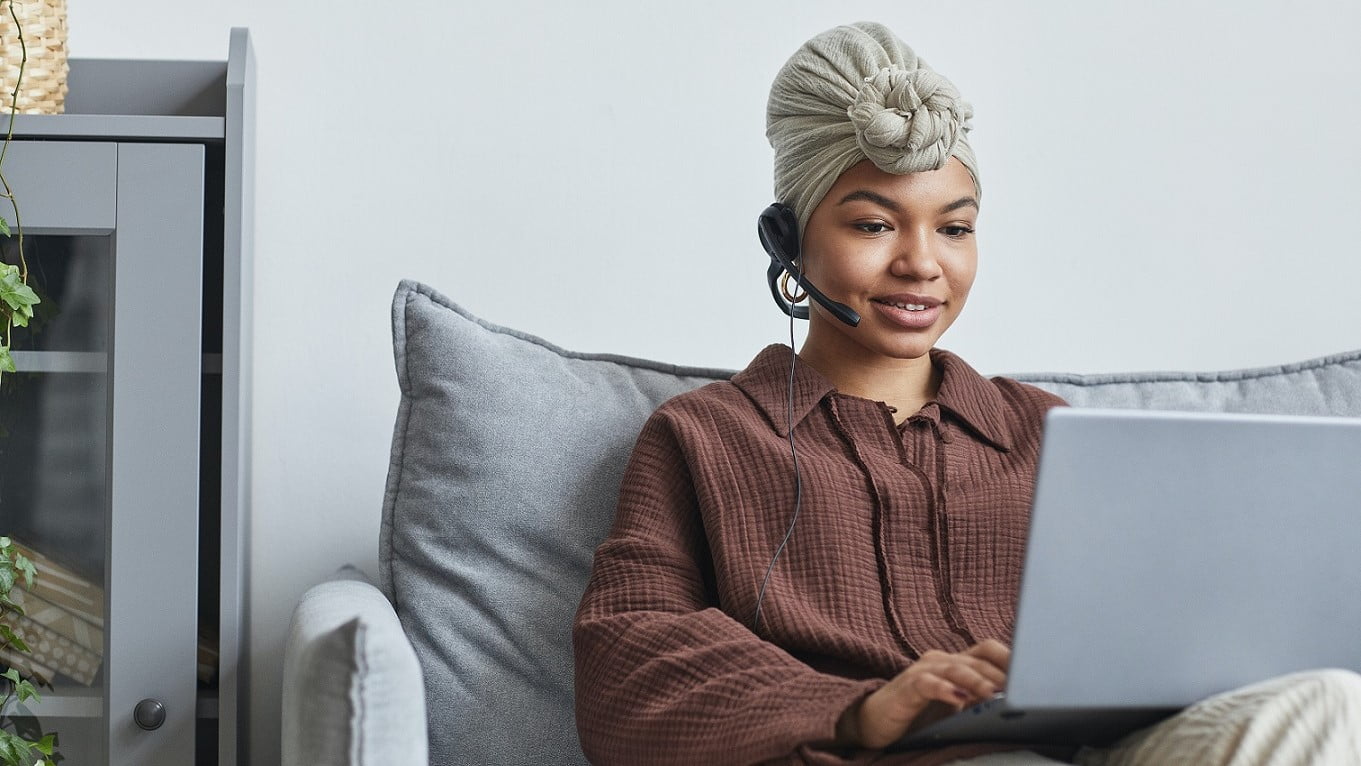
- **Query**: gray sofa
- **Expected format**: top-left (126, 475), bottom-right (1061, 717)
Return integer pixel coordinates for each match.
top-left (281, 279), bottom-right (1361, 766)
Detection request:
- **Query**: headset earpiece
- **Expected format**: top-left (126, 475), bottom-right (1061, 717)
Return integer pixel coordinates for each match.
top-left (757, 203), bottom-right (861, 327)
top-left (759, 203), bottom-right (801, 261)
top-left (759, 204), bottom-right (809, 320)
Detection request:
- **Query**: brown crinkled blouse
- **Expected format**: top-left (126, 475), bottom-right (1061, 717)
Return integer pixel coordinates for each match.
top-left (573, 344), bottom-right (1067, 765)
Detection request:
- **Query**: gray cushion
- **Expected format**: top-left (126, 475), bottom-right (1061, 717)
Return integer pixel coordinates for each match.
top-left (381, 278), bottom-right (1361, 764)
top-left (282, 566), bottom-right (428, 766)
top-left (1015, 349), bottom-right (1361, 416)
top-left (381, 280), bottom-right (730, 765)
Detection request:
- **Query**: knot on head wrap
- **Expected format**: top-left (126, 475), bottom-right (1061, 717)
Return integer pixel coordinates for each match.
top-left (766, 22), bottom-right (979, 237)
top-left (849, 65), bottom-right (973, 175)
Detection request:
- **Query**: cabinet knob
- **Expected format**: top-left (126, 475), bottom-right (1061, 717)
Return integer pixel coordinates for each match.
top-left (134, 698), bottom-right (166, 731)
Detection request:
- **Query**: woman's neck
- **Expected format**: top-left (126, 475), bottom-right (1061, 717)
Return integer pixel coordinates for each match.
top-left (796, 338), bottom-right (941, 422)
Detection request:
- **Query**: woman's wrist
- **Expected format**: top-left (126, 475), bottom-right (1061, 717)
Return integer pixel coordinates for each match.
top-left (834, 697), bottom-right (866, 748)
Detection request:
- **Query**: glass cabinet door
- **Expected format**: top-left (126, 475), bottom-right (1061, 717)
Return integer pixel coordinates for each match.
top-left (1, 140), bottom-right (205, 766)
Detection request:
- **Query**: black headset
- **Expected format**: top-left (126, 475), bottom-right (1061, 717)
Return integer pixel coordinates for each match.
top-left (757, 203), bottom-right (861, 327)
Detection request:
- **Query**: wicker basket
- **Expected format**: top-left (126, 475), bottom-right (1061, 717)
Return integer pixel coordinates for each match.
top-left (0, 0), bottom-right (69, 115)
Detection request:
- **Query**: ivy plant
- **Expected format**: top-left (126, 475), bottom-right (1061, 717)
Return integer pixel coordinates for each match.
top-left (0, 539), bottom-right (55, 766)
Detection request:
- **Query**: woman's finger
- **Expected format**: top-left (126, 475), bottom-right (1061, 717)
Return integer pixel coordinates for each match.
top-left (903, 656), bottom-right (999, 703)
top-left (934, 661), bottom-right (1001, 702)
top-left (967, 639), bottom-right (1012, 673)
top-left (918, 652), bottom-right (1006, 691)
top-left (959, 654), bottom-right (1008, 689)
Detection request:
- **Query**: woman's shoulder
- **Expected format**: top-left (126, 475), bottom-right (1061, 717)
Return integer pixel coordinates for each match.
top-left (622, 382), bottom-right (772, 467)
top-left (933, 348), bottom-right (1068, 418)
top-left (650, 379), bottom-right (757, 427)
top-left (988, 375), bottom-right (1069, 413)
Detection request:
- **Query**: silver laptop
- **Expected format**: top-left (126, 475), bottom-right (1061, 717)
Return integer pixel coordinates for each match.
top-left (895, 407), bottom-right (1361, 749)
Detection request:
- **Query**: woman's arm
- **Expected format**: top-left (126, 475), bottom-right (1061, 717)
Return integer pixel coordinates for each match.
top-left (572, 412), bottom-right (883, 765)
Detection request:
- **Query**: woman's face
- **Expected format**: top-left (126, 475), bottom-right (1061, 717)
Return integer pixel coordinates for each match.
top-left (798, 157), bottom-right (979, 366)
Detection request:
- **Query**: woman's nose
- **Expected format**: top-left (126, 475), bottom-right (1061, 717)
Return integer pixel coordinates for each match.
top-left (890, 229), bottom-right (943, 280)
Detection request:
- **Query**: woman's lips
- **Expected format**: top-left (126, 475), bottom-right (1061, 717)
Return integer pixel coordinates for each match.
top-left (871, 297), bottom-right (944, 329)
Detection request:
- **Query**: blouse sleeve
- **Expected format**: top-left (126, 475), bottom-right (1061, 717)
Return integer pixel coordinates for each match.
top-left (572, 411), bottom-right (885, 765)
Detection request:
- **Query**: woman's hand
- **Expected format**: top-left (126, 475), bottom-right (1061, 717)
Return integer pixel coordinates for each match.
top-left (836, 639), bottom-right (1011, 750)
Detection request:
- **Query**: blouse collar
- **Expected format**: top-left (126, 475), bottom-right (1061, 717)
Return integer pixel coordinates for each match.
top-left (730, 344), bottom-right (1013, 451)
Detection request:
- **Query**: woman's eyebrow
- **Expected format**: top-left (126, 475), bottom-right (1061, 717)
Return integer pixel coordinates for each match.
top-left (837, 189), bottom-right (900, 211)
top-left (836, 190), bottom-right (979, 215)
top-left (939, 196), bottom-right (979, 214)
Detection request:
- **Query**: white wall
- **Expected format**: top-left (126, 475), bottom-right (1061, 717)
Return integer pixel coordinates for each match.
top-left (66, 1), bottom-right (1361, 763)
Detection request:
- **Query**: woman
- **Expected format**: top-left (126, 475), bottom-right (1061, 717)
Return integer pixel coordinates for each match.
top-left (573, 21), bottom-right (1361, 766)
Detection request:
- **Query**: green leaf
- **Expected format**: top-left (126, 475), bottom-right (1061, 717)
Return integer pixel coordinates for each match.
top-left (0, 623), bottom-right (29, 653)
top-left (0, 566), bottom-right (13, 595)
top-left (0, 537), bottom-right (10, 550)
top-left (13, 555), bottom-right (33, 589)
top-left (0, 216), bottom-right (9, 236)
top-left (0, 268), bottom-right (39, 328)
top-left (0, 345), bottom-right (13, 374)
top-left (0, 596), bottom-right (23, 616)
top-left (32, 734), bottom-right (54, 756)
top-left (12, 677), bottom-right (38, 704)
top-left (0, 730), bottom-right (32, 766)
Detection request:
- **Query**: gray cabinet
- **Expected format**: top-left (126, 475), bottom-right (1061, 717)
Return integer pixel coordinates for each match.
top-left (0, 30), bottom-right (253, 766)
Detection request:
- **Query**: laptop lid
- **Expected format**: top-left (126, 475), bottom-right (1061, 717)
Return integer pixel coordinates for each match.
top-left (1007, 407), bottom-right (1361, 710)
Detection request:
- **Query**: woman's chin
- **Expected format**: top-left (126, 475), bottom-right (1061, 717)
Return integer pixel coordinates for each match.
top-left (847, 336), bottom-right (940, 364)
top-left (864, 326), bottom-right (948, 361)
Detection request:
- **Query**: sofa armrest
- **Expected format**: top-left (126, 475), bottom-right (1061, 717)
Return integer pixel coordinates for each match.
top-left (282, 567), bottom-right (428, 766)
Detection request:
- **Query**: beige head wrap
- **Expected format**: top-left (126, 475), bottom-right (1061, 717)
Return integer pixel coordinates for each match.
top-left (766, 22), bottom-right (978, 236)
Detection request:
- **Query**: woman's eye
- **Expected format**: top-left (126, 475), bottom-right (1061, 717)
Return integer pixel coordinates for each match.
top-left (854, 222), bottom-right (890, 234)
top-left (942, 225), bottom-right (976, 238)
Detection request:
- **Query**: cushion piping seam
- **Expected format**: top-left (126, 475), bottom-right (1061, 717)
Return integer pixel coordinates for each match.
top-left (348, 619), bottom-right (367, 764)
top-left (1010, 354), bottom-right (1361, 388)
top-left (380, 284), bottom-right (418, 605)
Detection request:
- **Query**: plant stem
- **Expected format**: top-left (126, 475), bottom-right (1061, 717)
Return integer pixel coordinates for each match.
top-left (0, 630), bottom-right (13, 718)
top-left (1, 0), bottom-right (27, 165)
top-left (1, 0), bottom-right (28, 280)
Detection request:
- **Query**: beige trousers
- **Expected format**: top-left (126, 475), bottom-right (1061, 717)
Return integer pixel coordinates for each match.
top-left (947, 669), bottom-right (1361, 766)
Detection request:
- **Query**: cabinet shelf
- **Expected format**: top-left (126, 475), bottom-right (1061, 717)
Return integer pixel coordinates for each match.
top-left (8, 114), bottom-right (224, 142)
top-left (9, 351), bottom-right (107, 374)
top-left (9, 351), bottom-right (224, 375)
top-left (9, 689), bottom-right (101, 719)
